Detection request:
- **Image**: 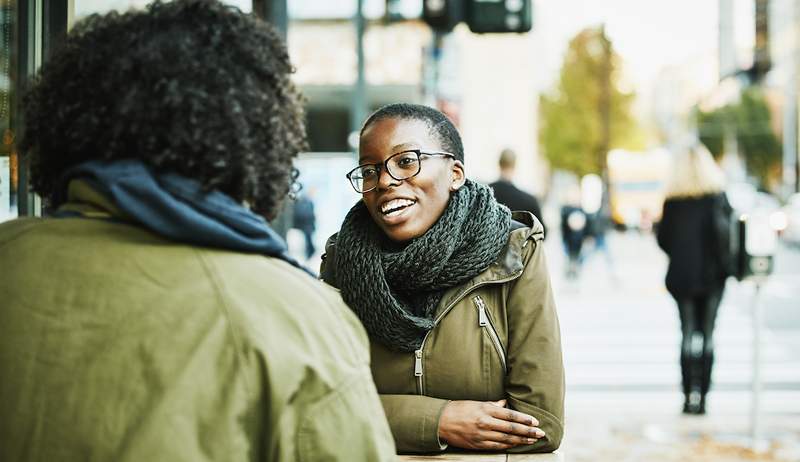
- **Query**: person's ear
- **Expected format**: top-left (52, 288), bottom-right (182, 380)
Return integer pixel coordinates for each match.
top-left (450, 160), bottom-right (466, 191)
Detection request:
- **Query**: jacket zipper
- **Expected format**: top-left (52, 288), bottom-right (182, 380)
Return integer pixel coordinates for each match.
top-left (413, 270), bottom-right (522, 394)
top-left (473, 295), bottom-right (507, 372)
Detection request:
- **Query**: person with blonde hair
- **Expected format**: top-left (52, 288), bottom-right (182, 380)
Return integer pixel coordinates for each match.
top-left (656, 143), bottom-right (732, 415)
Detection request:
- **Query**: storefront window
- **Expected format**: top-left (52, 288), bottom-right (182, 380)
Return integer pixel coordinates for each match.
top-left (74, 0), bottom-right (251, 18)
top-left (1, 0), bottom-right (18, 223)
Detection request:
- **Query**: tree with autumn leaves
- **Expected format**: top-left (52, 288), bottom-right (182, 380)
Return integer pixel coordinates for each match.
top-left (539, 26), bottom-right (643, 178)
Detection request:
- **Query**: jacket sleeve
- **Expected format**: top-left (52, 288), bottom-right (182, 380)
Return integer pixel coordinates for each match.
top-left (292, 370), bottom-right (398, 462)
top-left (504, 237), bottom-right (565, 453)
top-left (378, 394), bottom-right (450, 453)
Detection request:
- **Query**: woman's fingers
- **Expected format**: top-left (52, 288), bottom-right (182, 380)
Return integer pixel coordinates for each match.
top-left (484, 402), bottom-right (541, 428)
top-left (476, 430), bottom-right (538, 447)
top-left (483, 416), bottom-right (544, 438)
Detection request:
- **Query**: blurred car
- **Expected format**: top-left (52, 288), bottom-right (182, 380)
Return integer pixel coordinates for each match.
top-left (779, 193), bottom-right (800, 246)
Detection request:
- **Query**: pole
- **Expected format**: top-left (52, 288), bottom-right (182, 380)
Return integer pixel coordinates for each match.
top-left (349, 0), bottom-right (367, 151)
top-left (750, 281), bottom-right (765, 451)
top-left (598, 25), bottom-right (612, 211)
top-left (783, 0), bottom-right (799, 196)
top-left (253, 0), bottom-right (287, 40)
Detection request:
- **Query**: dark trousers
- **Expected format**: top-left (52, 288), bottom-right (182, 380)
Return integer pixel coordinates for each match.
top-left (676, 287), bottom-right (723, 398)
top-left (300, 227), bottom-right (315, 259)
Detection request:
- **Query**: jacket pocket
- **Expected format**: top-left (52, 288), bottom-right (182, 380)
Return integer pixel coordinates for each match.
top-left (473, 295), bottom-right (507, 372)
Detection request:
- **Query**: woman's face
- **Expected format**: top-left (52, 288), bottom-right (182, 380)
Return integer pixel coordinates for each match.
top-left (358, 117), bottom-right (465, 242)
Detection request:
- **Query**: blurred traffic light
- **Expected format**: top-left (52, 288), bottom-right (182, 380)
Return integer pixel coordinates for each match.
top-left (422, 0), bottom-right (464, 32)
top-left (422, 0), bottom-right (532, 33)
top-left (466, 0), bottom-right (532, 33)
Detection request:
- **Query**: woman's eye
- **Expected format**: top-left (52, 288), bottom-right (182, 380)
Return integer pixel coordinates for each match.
top-left (398, 156), bottom-right (417, 167)
top-left (361, 167), bottom-right (378, 178)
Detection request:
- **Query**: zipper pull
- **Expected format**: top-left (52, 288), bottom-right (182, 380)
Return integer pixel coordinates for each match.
top-left (475, 297), bottom-right (488, 326)
top-left (414, 349), bottom-right (423, 377)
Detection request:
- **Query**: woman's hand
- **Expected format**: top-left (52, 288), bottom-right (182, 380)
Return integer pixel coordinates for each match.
top-left (437, 399), bottom-right (545, 451)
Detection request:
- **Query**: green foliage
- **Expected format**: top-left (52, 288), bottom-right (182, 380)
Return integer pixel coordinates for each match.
top-left (697, 87), bottom-right (781, 186)
top-left (539, 27), bottom-right (641, 177)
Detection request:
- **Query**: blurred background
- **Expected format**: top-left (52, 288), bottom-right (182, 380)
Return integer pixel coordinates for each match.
top-left (2, 0), bottom-right (800, 460)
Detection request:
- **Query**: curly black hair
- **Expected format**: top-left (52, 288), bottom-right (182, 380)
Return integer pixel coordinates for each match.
top-left (21, 0), bottom-right (307, 220)
top-left (360, 103), bottom-right (464, 163)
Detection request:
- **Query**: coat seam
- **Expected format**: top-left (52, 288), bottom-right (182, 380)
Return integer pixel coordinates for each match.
top-left (194, 251), bottom-right (254, 414)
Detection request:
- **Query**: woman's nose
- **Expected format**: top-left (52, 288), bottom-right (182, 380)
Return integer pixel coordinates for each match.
top-left (376, 166), bottom-right (400, 189)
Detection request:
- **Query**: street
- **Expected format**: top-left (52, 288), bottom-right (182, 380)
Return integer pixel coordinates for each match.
top-left (546, 229), bottom-right (800, 461)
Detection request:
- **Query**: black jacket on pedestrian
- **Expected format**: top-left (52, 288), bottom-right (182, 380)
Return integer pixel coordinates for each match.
top-left (489, 179), bottom-right (546, 238)
top-left (656, 193), bottom-right (731, 299)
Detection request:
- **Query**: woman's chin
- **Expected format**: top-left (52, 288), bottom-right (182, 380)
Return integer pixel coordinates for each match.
top-left (379, 221), bottom-right (425, 243)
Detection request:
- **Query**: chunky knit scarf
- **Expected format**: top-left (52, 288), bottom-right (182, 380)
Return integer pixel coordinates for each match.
top-left (335, 180), bottom-right (512, 352)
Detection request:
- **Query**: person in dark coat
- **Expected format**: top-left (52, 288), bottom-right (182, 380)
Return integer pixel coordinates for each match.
top-left (489, 148), bottom-right (546, 237)
top-left (559, 186), bottom-right (588, 280)
top-left (657, 144), bottom-right (732, 415)
top-left (292, 191), bottom-right (317, 259)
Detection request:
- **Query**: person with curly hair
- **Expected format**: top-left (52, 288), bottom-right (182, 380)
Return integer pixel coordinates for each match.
top-left (320, 103), bottom-right (564, 454)
top-left (0, 1), bottom-right (395, 460)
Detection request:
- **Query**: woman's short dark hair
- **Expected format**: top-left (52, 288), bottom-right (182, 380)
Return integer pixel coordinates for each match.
top-left (360, 103), bottom-right (464, 163)
top-left (22, 0), bottom-right (307, 219)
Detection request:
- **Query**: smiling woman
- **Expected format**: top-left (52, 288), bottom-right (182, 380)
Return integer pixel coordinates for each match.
top-left (320, 103), bottom-right (565, 455)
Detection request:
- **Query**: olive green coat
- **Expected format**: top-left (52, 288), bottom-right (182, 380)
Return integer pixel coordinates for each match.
top-left (0, 185), bottom-right (395, 461)
top-left (320, 212), bottom-right (565, 454)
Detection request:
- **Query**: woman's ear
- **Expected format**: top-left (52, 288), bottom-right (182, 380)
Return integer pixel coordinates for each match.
top-left (450, 160), bottom-right (466, 191)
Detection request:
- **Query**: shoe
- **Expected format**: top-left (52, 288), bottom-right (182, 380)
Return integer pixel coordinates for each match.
top-left (682, 391), bottom-right (704, 415)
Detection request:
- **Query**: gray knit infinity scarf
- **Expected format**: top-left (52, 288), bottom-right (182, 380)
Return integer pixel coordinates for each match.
top-left (334, 180), bottom-right (512, 352)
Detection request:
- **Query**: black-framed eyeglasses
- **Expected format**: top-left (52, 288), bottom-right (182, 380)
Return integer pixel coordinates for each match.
top-left (346, 149), bottom-right (456, 193)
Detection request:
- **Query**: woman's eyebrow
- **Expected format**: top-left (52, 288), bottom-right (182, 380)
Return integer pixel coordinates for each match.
top-left (391, 142), bottom-right (420, 151)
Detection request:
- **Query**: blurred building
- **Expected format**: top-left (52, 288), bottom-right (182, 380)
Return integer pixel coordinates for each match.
top-left (288, 7), bottom-right (548, 196)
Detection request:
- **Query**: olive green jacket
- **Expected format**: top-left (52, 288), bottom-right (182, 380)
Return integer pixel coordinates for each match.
top-left (0, 186), bottom-right (395, 461)
top-left (320, 212), bottom-right (565, 454)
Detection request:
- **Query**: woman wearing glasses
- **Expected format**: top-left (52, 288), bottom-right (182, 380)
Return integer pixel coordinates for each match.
top-left (320, 103), bottom-right (564, 454)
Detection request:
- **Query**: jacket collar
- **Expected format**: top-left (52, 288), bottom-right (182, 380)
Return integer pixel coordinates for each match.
top-left (434, 211), bottom-right (542, 312)
top-left (55, 160), bottom-right (312, 275)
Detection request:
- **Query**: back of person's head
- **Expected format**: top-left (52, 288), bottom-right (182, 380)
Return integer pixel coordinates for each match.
top-left (665, 143), bottom-right (725, 199)
top-left (360, 103), bottom-right (464, 163)
top-left (22, 0), bottom-right (307, 220)
top-left (498, 149), bottom-right (516, 170)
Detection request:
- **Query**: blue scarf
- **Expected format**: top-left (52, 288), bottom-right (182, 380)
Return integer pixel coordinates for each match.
top-left (56, 159), bottom-right (310, 275)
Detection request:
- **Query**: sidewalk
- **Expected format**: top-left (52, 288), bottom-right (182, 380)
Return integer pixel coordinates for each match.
top-left (545, 230), bottom-right (800, 462)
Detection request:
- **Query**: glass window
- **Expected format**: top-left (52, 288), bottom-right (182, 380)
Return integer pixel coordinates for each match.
top-left (74, 0), bottom-right (251, 19)
top-left (1, 0), bottom-right (18, 223)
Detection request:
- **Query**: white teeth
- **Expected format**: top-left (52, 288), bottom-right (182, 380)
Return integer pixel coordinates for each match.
top-left (381, 198), bottom-right (415, 214)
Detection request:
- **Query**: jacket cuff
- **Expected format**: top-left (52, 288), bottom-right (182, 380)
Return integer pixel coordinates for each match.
top-left (381, 395), bottom-right (450, 453)
top-left (506, 397), bottom-right (564, 453)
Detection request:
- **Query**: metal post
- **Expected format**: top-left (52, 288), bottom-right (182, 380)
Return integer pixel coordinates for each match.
top-left (16, 0), bottom-right (43, 217)
top-left (253, 0), bottom-right (287, 39)
top-left (254, 0), bottom-right (291, 237)
top-left (350, 0), bottom-right (367, 149)
top-left (784, 0), bottom-right (800, 196)
top-left (750, 280), bottom-right (766, 451)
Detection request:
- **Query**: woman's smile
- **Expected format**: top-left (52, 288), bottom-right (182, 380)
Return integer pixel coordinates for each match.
top-left (378, 197), bottom-right (417, 223)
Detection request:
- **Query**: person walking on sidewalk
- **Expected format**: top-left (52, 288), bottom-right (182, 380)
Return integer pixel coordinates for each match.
top-left (321, 103), bottom-right (564, 454)
top-left (656, 144), bottom-right (732, 415)
top-left (489, 148), bottom-right (546, 238)
top-left (0, 1), bottom-right (395, 460)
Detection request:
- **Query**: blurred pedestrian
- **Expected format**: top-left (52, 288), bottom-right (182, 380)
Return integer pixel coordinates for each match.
top-left (657, 144), bottom-right (732, 415)
top-left (0, 1), bottom-right (395, 460)
top-left (292, 190), bottom-right (317, 259)
top-left (321, 103), bottom-right (564, 453)
top-left (560, 187), bottom-right (588, 280)
top-left (489, 148), bottom-right (546, 237)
